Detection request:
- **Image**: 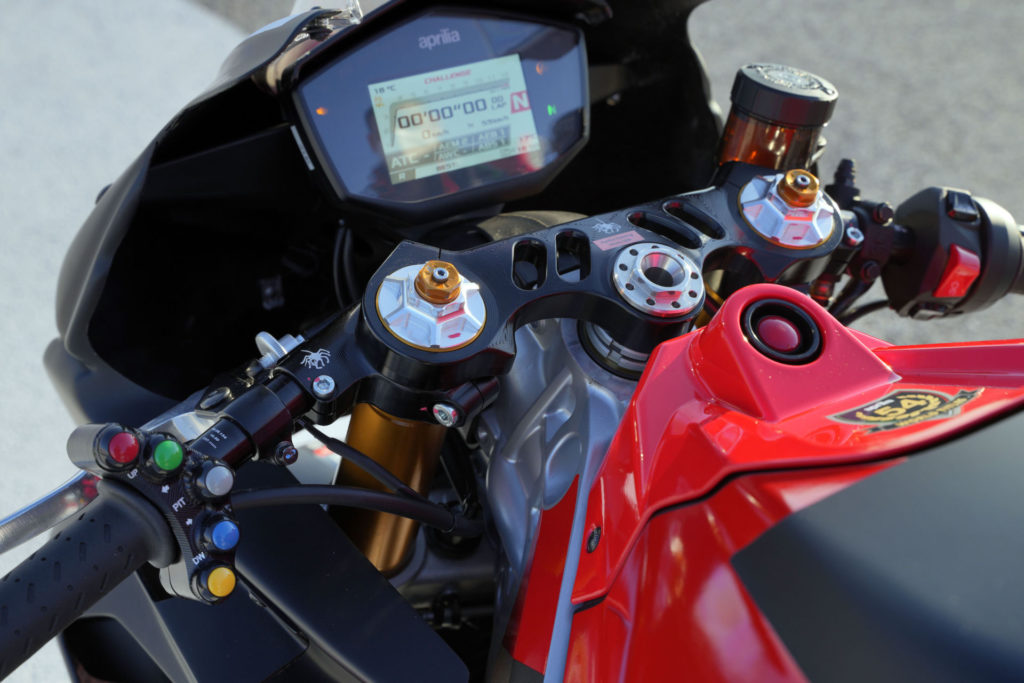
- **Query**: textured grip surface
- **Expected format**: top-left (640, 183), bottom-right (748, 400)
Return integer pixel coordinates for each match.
top-left (1012, 226), bottom-right (1024, 294)
top-left (0, 490), bottom-right (167, 679)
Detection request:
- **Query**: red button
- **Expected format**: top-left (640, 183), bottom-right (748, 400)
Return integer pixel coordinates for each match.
top-left (109, 432), bottom-right (140, 464)
top-left (756, 315), bottom-right (801, 353)
top-left (933, 245), bottom-right (980, 299)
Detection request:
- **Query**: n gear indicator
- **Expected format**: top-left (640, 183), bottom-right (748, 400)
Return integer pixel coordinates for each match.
top-left (368, 54), bottom-right (541, 185)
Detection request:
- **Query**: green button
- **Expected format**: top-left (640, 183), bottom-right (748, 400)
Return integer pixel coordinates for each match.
top-left (153, 439), bottom-right (183, 471)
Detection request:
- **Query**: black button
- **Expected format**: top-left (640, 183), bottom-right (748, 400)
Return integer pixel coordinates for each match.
top-left (946, 191), bottom-right (980, 223)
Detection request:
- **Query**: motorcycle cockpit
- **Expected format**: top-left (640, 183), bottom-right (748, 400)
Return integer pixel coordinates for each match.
top-left (291, 9), bottom-right (588, 221)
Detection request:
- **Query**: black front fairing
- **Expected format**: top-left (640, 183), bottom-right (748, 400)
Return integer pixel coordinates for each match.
top-left (46, 0), bottom-right (719, 425)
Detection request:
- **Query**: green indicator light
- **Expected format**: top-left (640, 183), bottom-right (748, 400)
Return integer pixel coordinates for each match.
top-left (153, 439), bottom-right (183, 471)
top-left (547, 104), bottom-right (557, 116)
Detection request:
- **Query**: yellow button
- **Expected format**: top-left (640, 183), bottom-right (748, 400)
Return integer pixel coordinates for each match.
top-left (206, 566), bottom-right (236, 598)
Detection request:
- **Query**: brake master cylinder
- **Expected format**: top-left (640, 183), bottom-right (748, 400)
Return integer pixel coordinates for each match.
top-left (718, 63), bottom-right (838, 170)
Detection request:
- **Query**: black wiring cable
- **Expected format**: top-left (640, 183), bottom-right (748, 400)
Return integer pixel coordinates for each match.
top-left (331, 226), bottom-right (348, 307)
top-left (837, 299), bottom-right (889, 325)
top-left (296, 417), bottom-right (426, 502)
top-left (828, 277), bottom-right (873, 319)
top-left (230, 485), bottom-right (484, 537)
top-left (341, 225), bottom-right (360, 304)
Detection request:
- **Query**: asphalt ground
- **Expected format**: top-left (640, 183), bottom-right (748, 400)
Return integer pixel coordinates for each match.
top-left (0, 0), bottom-right (1021, 680)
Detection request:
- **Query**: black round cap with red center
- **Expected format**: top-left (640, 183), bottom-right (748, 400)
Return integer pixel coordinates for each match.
top-left (108, 431), bottom-right (140, 464)
top-left (742, 299), bottom-right (822, 364)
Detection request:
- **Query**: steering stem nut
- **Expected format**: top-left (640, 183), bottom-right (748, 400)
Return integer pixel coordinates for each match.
top-left (777, 169), bottom-right (820, 208)
top-left (415, 260), bottom-right (461, 304)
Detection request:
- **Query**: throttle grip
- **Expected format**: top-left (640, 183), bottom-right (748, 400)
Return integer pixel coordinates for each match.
top-left (0, 481), bottom-right (173, 680)
top-left (1012, 226), bottom-right (1024, 295)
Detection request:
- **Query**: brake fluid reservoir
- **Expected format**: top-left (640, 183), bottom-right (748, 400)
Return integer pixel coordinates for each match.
top-left (718, 63), bottom-right (838, 170)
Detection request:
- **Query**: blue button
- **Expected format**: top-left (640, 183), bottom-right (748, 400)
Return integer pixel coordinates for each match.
top-left (210, 520), bottom-right (240, 551)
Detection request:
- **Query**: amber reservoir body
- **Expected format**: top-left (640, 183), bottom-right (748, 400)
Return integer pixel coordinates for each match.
top-left (718, 110), bottom-right (823, 170)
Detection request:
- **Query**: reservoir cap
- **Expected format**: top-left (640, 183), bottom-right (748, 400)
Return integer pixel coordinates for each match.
top-left (731, 64), bottom-right (838, 128)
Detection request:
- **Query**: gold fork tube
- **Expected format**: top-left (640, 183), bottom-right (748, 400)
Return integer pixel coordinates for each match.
top-left (331, 403), bottom-right (445, 574)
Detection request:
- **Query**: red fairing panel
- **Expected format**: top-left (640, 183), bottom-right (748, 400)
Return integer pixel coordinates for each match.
top-left (507, 284), bottom-right (1024, 677)
top-left (573, 284), bottom-right (1024, 606)
top-left (565, 464), bottom-right (896, 682)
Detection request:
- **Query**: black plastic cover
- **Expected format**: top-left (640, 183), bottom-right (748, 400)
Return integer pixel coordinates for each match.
top-left (234, 463), bottom-right (469, 681)
top-left (733, 408), bottom-right (1024, 683)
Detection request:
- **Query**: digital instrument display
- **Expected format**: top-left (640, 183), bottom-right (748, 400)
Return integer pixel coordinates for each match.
top-left (368, 55), bottom-right (541, 185)
top-left (293, 9), bottom-right (587, 219)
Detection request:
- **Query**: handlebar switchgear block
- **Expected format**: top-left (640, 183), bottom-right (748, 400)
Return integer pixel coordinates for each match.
top-left (883, 187), bottom-right (1021, 318)
top-left (66, 423), bottom-right (243, 605)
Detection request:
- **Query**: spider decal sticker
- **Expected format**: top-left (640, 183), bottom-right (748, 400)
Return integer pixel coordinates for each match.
top-left (300, 348), bottom-right (332, 370)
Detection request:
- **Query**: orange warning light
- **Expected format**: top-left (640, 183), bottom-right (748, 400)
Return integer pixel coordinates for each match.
top-left (535, 63), bottom-right (546, 75)
top-left (315, 106), bottom-right (328, 116)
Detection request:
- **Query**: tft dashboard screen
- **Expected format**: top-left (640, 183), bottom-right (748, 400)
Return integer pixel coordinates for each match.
top-left (368, 55), bottom-right (541, 185)
top-left (293, 9), bottom-right (587, 218)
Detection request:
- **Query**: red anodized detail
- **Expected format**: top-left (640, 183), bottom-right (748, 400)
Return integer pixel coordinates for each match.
top-left (108, 431), bottom-right (140, 464)
top-left (933, 244), bottom-right (981, 299)
top-left (572, 283), bottom-right (1024, 605)
top-left (564, 463), bottom-right (898, 682)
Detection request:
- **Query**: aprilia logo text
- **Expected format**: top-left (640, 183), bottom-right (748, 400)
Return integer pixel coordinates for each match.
top-left (418, 28), bottom-right (461, 50)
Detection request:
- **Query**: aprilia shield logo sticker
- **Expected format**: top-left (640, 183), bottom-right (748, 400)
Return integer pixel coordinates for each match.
top-left (830, 389), bottom-right (980, 433)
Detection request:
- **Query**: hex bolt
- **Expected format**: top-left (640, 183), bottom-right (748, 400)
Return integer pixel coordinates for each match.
top-left (872, 202), bottom-right (895, 226)
top-left (860, 260), bottom-right (882, 280)
top-left (586, 526), bottom-right (602, 553)
top-left (843, 226), bottom-right (865, 248)
top-left (432, 403), bottom-right (460, 428)
top-left (273, 441), bottom-right (299, 466)
top-left (312, 374), bottom-right (336, 400)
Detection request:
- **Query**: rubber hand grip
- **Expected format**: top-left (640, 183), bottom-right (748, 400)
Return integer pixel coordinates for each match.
top-left (1012, 226), bottom-right (1024, 295)
top-left (0, 484), bottom-right (172, 679)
